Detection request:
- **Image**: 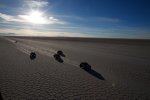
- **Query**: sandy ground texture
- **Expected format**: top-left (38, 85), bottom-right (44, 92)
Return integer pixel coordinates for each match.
top-left (0, 36), bottom-right (150, 100)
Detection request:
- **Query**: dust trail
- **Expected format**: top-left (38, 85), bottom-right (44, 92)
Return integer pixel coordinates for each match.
top-left (4, 38), bottom-right (17, 43)
top-left (7, 38), bottom-right (80, 67)
top-left (16, 46), bottom-right (31, 55)
top-left (64, 58), bottom-right (79, 67)
top-left (16, 43), bottom-right (54, 57)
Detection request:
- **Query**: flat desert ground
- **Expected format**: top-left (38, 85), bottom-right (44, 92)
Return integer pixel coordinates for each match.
top-left (0, 36), bottom-right (150, 100)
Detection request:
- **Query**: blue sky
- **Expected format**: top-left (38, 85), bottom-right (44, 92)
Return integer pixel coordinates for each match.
top-left (0, 0), bottom-right (150, 38)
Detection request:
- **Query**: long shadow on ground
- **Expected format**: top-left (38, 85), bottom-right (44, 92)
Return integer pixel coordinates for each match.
top-left (80, 62), bottom-right (105, 80)
top-left (0, 92), bottom-right (3, 100)
top-left (83, 68), bottom-right (105, 80)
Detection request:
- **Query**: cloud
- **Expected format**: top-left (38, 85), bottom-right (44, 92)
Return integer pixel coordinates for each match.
top-left (53, 15), bottom-right (120, 22)
top-left (0, 13), bottom-right (23, 22)
top-left (25, 0), bottom-right (48, 8)
top-left (0, 12), bottom-right (64, 25)
top-left (96, 17), bottom-right (120, 23)
top-left (61, 15), bottom-right (119, 22)
top-left (0, 28), bottom-right (91, 37)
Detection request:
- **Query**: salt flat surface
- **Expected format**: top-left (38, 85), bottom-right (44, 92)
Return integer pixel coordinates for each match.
top-left (0, 37), bottom-right (150, 99)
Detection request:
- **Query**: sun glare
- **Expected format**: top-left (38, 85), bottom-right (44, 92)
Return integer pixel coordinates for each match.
top-left (26, 10), bottom-right (47, 24)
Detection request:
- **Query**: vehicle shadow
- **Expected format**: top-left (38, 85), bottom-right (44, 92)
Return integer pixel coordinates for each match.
top-left (83, 68), bottom-right (105, 80)
top-left (55, 57), bottom-right (64, 63)
top-left (0, 92), bottom-right (3, 100)
top-left (80, 62), bottom-right (105, 80)
top-left (59, 53), bottom-right (66, 57)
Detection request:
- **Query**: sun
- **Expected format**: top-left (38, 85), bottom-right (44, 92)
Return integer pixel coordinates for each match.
top-left (25, 10), bottom-right (48, 24)
top-left (28, 10), bottom-right (47, 24)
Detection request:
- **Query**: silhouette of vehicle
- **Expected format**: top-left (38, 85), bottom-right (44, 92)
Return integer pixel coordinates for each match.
top-left (80, 62), bottom-right (91, 70)
top-left (30, 52), bottom-right (36, 60)
top-left (57, 50), bottom-right (65, 57)
top-left (57, 50), bottom-right (63, 55)
top-left (53, 53), bottom-right (63, 63)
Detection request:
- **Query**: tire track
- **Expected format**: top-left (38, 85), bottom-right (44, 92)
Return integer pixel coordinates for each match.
top-left (15, 40), bottom-right (80, 67)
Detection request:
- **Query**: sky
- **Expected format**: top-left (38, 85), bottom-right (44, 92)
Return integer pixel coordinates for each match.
top-left (0, 0), bottom-right (150, 39)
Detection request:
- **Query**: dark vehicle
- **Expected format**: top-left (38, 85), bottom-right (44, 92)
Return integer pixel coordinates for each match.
top-left (53, 53), bottom-right (63, 63)
top-left (57, 50), bottom-right (65, 57)
top-left (80, 62), bottom-right (91, 70)
top-left (30, 52), bottom-right (36, 60)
